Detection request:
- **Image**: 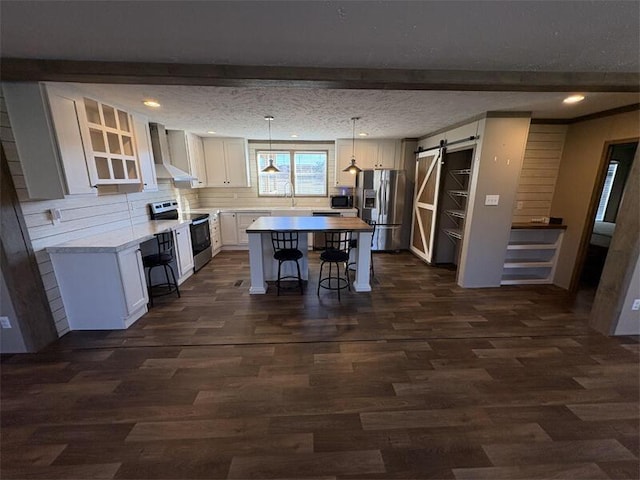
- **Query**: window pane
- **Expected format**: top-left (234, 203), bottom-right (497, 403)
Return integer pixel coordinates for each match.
top-left (257, 151), bottom-right (291, 195)
top-left (294, 151), bottom-right (327, 196)
top-left (595, 162), bottom-right (618, 221)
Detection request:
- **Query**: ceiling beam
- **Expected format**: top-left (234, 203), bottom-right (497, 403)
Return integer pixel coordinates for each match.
top-left (2, 59), bottom-right (639, 92)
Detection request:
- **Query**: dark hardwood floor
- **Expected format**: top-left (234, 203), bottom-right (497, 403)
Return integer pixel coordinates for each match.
top-left (2, 251), bottom-right (638, 479)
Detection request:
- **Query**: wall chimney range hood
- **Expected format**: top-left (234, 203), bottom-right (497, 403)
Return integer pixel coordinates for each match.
top-left (148, 123), bottom-right (194, 184)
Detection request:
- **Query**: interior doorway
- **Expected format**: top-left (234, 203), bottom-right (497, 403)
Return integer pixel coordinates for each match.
top-left (576, 141), bottom-right (638, 299)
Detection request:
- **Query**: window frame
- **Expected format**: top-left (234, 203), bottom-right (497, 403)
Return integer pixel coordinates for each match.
top-left (257, 149), bottom-right (328, 197)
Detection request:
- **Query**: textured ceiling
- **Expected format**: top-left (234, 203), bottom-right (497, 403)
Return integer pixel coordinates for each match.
top-left (4, 1), bottom-right (639, 140)
top-left (69, 83), bottom-right (639, 140)
top-left (2, 1), bottom-right (639, 72)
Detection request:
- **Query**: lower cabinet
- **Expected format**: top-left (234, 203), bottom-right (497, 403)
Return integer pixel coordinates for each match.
top-left (237, 212), bottom-right (271, 244)
top-left (210, 213), bottom-right (222, 256)
top-left (220, 212), bottom-right (239, 245)
top-left (174, 223), bottom-right (194, 282)
top-left (49, 246), bottom-right (148, 330)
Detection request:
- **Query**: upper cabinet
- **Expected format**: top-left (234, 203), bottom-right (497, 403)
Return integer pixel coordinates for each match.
top-left (166, 130), bottom-right (207, 188)
top-left (131, 116), bottom-right (158, 192)
top-left (202, 137), bottom-right (250, 187)
top-left (335, 139), bottom-right (400, 186)
top-left (81, 97), bottom-right (140, 186)
top-left (2, 82), bottom-right (150, 199)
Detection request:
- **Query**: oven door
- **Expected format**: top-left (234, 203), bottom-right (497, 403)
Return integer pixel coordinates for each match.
top-left (190, 217), bottom-right (211, 255)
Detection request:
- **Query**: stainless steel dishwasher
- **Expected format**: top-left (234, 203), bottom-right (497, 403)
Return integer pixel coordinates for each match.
top-left (311, 211), bottom-right (342, 250)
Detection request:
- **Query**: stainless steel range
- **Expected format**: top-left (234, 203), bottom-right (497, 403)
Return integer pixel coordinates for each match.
top-left (149, 200), bottom-right (212, 272)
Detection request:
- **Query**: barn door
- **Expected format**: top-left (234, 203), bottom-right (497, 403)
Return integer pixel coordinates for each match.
top-left (410, 147), bottom-right (442, 263)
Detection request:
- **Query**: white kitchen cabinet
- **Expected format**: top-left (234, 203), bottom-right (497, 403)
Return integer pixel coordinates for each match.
top-left (237, 212), bottom-right (271, 245)
top-left (220, 212), bottom-right (239, 245)
top-left (202, 137), bottom-right (250, 187)
top-left (49, 246), bottom-right (148, 330)
top-left (167, 130), bottom-right (207, 188)
top-left (3, 82), bottom-right (97, 199)
top-left (335, 139), bottom-right (400, 186)
top-left (376, 140), bottom-right (399, 169)
top-left (210, 213), bottom-right (222, 256)
top-left (132, 116), bottom-right (158, 192)
top-left (174, 223), bottom-right (194, 282)
top-left (80, 97), bottom-right (141, 186)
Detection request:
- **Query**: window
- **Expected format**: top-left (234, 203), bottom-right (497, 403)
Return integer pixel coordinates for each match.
top-left (257, 150), bottom-right (327, 196)
top-left (595, 161), bottom-right (618, 221)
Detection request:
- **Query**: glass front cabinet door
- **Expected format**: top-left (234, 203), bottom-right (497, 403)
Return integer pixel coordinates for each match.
top-left (81, 97), bottom-right (141, 186)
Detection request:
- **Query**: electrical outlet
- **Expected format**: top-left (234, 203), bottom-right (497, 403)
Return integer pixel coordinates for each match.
top-left (0, 316), bottom-right (11, 329)
top-left (517, 201), bottom-right (524, 210)
top-left (50, 208), bottom-right (62, 225)
top-left (485, 194), bottom-right (500, 206)
top-left (632, 299), bottom-right (640, 311)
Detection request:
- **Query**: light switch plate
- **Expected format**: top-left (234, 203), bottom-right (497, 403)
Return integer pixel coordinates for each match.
top-left (632, 299), bottom-right (640, 311)
top-left (0, 316), bottom-right (11, 329)
top-left (485, 194), bottom-right (500, 206)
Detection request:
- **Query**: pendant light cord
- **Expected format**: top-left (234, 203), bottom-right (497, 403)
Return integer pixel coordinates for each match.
top-left (351, 117), bottom-right (356, 160)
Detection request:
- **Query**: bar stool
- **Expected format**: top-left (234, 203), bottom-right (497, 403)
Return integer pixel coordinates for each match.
top-left (142, 231), bottom-right (180, 307)
top-left (317, 231), bottom-right (352, 300)
top-left (271, 231), bottom-right (304, 295)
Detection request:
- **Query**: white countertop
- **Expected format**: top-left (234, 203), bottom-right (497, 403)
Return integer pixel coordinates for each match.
top-left (46, 220), bottom-right (189, 253)
top-left (184, 207), bottom-right (357, 214)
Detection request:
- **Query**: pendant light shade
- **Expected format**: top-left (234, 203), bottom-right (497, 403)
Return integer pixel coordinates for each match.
top-left (261, 115), bottom-right (280, 174)
top-left (342, 116), bottom-right (362, 175)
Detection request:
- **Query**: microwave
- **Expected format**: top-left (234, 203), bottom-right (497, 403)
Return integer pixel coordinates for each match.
top-left (330, 195), bottom-right (353, 209)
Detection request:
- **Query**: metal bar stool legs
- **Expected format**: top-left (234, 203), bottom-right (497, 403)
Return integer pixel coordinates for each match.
top-left (143, 231), bottom-right (180, 308)
top-left (317, 231), bottom-right (352, 300)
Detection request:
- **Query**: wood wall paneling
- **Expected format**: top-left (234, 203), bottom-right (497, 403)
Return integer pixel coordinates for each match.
top-left (512, 124), bottom-right (567, 224)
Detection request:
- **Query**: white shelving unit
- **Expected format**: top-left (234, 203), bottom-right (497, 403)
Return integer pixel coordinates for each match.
top-left (501, 225), bottom-right (566, 285)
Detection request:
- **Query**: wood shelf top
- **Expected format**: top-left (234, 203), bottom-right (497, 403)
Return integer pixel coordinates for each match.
top-left (511, 223), bottom-right (567, 230)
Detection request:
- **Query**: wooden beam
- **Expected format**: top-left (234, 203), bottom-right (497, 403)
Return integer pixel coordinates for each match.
top-left (0, 143), bottom-right (58, 351)
top-left (1, 59), bottom-right (639, 92)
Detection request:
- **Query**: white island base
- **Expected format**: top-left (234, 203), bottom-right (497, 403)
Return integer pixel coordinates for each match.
top-left (247, 216), bottom-right (374, 294)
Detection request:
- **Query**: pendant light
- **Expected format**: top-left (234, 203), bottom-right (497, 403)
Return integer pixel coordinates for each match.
top-left (343, 116), bottom-right (363, 175)
top-left (261, 115), bottom-right (280, 174)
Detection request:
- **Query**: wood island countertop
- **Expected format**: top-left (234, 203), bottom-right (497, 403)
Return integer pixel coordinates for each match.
top-left (246, 216), bottom-right (373, 233)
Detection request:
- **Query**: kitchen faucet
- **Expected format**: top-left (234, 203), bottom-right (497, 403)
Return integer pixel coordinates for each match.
top-left (283, 180), bottom-right (296, 207)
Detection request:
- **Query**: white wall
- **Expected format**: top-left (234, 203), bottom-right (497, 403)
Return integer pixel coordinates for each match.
top-left (458, 116), bottom-right (531, 287)
top-left (551, 110), bottom-right (639, 289)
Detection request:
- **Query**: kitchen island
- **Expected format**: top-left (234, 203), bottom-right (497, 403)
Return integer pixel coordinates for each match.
top-left (246, 216), bottom-right (374, 294)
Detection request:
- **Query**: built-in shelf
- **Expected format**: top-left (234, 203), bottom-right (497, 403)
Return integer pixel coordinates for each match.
top-left (445, 209), bottom-right (466, 219)
top-left (448, 190), bottom-right (468, 197)
top-left (507, 242), bottom-right (557, 250)
top-left (501, 227), bottom-right (565, 285)
top-left (444, 228), bottom-right (463, 240)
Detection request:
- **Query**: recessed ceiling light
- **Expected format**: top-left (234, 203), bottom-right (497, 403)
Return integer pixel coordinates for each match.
top-left (207, 131), bottom-right (216, 134)
top-left (358, 132), bottom-right (368, 137)
top-left (143, 99), bottom-right (161, 108)
top-left (563, 94), bottom-right (585, 104)
top-left (290, 134), bottom-right (298, 138)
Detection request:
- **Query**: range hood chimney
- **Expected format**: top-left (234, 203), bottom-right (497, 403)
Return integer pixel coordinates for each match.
top-left (148, 123), bottom-right (194, 183)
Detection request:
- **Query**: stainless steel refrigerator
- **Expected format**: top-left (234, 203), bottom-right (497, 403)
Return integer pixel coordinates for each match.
top-left (355, 169), bottom-right (413, 251)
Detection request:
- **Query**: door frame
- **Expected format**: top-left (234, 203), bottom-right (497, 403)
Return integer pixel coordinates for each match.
top-left (570, 137), bottom-right (639, 292)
